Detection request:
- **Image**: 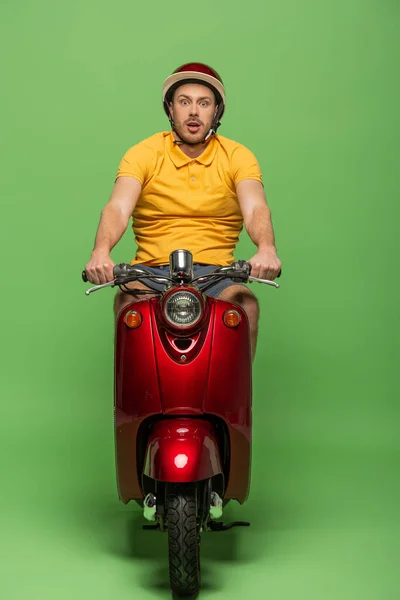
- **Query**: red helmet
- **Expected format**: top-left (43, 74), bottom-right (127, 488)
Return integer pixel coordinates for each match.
top-left (163, 62), bottom-right (226, 121)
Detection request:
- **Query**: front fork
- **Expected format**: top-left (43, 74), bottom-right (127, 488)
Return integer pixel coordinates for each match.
top-left (142, 479), bottom-right (223, 530)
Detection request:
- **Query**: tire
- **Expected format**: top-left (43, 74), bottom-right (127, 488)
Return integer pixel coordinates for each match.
top-left (167, 485), bottom-right (200, 596)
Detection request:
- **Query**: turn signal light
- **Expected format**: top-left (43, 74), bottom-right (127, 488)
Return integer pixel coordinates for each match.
top-left (125, 310), bottom-right (142, 328)
top-left (223, 309), bottom-right (241, 328)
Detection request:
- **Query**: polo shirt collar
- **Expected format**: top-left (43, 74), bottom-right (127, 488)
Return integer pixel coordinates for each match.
top-left (166, 131), bottom-right (218, 167)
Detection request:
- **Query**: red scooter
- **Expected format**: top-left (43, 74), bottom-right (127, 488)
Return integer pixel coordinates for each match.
top-left (83, 249), bottom-right (279, 596)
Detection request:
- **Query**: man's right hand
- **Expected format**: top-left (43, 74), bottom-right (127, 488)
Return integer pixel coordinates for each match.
top-left (85, 251), bottom-right (116, 285)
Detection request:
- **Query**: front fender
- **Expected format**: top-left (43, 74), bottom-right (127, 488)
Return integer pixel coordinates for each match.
top-left (143, 418), bottom-right (222, 483)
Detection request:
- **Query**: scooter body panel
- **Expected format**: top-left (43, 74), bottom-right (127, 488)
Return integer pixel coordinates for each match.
top-left (204, 299), bottom-right (252, 501)
top-left (143, 418), bottom-right (223, 482)
top-left (114, 293), bottom-right (252, 504)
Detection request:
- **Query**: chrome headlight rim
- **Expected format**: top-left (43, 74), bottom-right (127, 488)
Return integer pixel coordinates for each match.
top-left (163, 289), bottom-right (203, 329)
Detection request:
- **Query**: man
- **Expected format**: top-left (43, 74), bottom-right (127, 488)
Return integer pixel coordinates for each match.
top-left (84, 63), bottom-right (281, 360)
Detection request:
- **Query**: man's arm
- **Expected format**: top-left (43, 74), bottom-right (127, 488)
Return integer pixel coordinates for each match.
top-left (236, 179), bottom-right (282, 280)
top-left (85, 176), bottom-right (142, 284)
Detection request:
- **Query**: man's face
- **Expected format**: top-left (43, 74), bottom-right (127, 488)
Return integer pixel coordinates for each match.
top-left (169, 83), bottom-right (218, 143)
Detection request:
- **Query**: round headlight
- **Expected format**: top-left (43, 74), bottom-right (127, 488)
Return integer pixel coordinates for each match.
top-left (164, 291), bottom-right (202, 328)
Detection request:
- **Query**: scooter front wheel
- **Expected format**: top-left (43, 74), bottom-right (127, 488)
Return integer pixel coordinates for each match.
top-left (167, 484), bottom-right (200, 596)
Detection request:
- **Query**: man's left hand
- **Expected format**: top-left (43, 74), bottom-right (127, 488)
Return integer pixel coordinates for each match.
top-left (248, 248), bottom-right (282, 281)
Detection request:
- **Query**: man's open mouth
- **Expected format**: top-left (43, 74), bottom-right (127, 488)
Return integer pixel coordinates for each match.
top-left (186, 121), bottom-right (201, 133)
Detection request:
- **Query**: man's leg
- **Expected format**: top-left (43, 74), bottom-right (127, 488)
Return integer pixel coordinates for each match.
top-left (217, 285), bottom-right (260, 362)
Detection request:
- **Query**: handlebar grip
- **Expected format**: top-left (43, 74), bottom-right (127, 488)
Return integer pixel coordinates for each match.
top-left (81, 263), bottom-right (131, 283)
top-left (245, 261), bottom-right (281, 279)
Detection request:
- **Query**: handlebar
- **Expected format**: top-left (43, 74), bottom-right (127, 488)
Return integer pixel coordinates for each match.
top-left (82, 263), bottom-right (138, 283)
top-left (82, 262), bottom-right (281, 295)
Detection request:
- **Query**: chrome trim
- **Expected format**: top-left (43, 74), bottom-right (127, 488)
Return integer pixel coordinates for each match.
top-left (210, 491), bottom-right (223, 520)
top-left (85, 280), bottom-right (115, 295)
top-left (143, 493), bottom-right (157, 522)
top-left (169, 249), bottom-right (194, 282)
top-left (248, 276), bottom-right (280, 288)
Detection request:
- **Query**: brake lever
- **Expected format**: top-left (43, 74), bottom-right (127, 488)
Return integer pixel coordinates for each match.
top-left (85, 280), bottom-right (116, 295)
top-left (248, 276), bottom-right (280, 288)
top-left (84, 274), bottom-right (173, 296)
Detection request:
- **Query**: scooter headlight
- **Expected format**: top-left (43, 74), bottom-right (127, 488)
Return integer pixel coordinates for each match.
top-left (164, 291), bottom-right (202, 328)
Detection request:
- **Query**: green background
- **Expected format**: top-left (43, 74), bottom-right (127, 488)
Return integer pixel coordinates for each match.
top-left (1, 0), bottom-right (399, 598)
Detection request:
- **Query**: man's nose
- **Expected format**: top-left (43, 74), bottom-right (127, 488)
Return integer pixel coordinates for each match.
top-left (189, 103), bottom-right (199, 116)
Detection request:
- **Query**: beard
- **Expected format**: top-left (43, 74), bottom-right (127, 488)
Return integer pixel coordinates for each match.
top-left (173, 120), bottom-right (211, 145)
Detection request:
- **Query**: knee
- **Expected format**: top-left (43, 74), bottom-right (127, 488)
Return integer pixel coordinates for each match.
top-left (242, 294), bottom-right (259, 329)
top-left (114, 287), bottom-right (153, 319)
top-left (113, 290), bottom-right (134, 318)
top-left (114, 290), bottom-right (124, 313)
top-left (221, 287), bottom-right (259, 327)
top-left (113, 292), bottom-right (123, 319)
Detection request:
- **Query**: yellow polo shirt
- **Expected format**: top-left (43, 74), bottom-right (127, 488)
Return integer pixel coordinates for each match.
top-left (115, 131), bottom-right (263, 266)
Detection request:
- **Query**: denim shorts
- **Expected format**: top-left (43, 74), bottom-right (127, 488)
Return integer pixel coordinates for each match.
top-left (132, 263), bottom-right (247, 299)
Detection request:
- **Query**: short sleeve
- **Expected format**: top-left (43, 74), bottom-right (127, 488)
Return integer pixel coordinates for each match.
top-left (231, 145), bottom-right (263, 187)
top-left (115, 141), bottom-right (155, 185)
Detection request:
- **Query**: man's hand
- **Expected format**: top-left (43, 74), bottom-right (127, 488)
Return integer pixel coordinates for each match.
top-left (85, 251), bottom-right (116, 285)
top-left (248, 247), bottom-right (282, 281)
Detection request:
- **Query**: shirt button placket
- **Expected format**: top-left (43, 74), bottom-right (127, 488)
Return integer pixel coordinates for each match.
top-left (189, 160), bottom-right (196, 183)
